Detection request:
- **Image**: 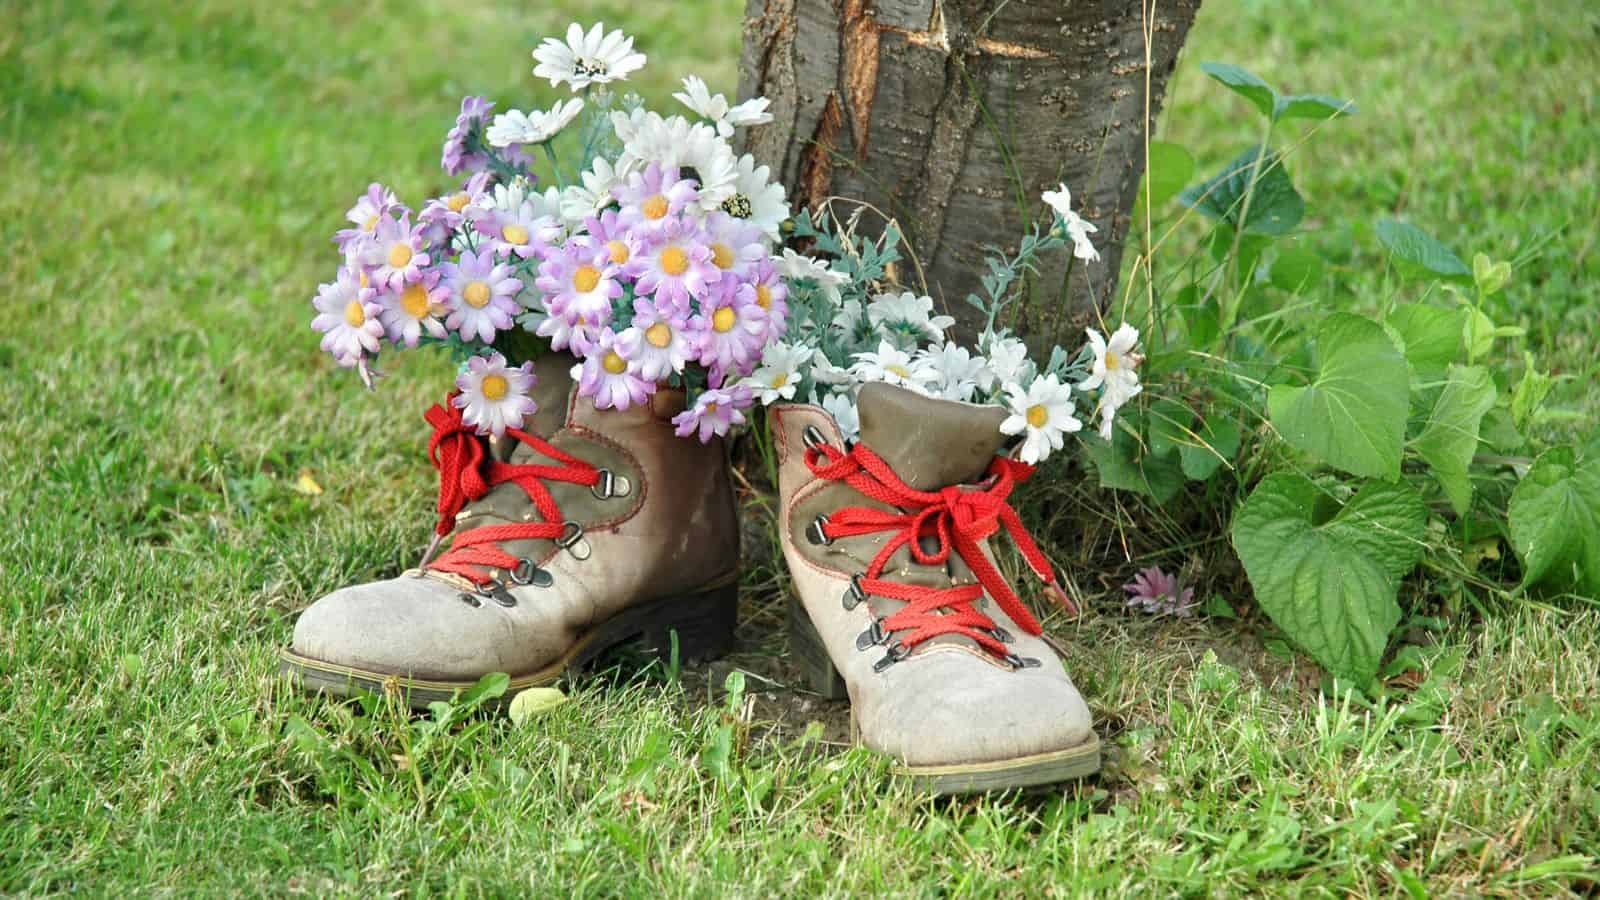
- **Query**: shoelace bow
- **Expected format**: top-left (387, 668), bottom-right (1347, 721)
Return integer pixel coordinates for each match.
top-left (422, 397), bottom-right (599, 585)
top-left (803, 441), bottom-right (1076, 661)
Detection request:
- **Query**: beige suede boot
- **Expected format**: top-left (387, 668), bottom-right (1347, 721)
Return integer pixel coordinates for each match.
top-left (773, 382), bottom-right (1099, 792)
top-left (282, 352), bottom-right (740, 708)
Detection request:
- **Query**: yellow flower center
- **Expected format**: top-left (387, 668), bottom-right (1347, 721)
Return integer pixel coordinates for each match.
top-left (1026, 404), bottom-right (1050, 429)
top-left (755, 284), bottom-right (773, 309)
top-left (645, 322), bottom-right (673, 348)
top-left (705, 402), bottom-right (719, 415)
top-left (602, 351), bottom-right (628, 375)
top-left (462, 280), bottom-right (492, 308)
top-left (364, 215), bottom-right (379, 231)
top-left (400, 282), bottom-right (432, 318)
top-left (573, 264), bottom-right (601, 293)
top-left (446, 191), bottom-right (472, 213)
top-left (711, 307), bottom-right (736, 333)
top-left (502, 223), bottom-right (530, 246)
top-left (387, 242), bottom-right (413, 269)
top-left (641, 194), bottom-right (669, 220)
top-left (481, 373), bottom-right (509, 400)
top-left (770, 372), bottom-right (789, 388)
top-left (358, 270), bottom-right (369, 289)
top-left (710, 242), bottom-right (735, 270)
top-left (887, 364), bottom-right (911, 379)
top-left (1105, 351), bottom-right (1121, 371)
top-left (659, 246), bottom-right (689, 276)
top-left (606, 239), bottom-right (630, 265)
top-left (343, 299), bottom-right (366, 327)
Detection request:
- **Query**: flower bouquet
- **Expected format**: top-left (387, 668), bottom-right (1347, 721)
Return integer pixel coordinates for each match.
top-left (309, 22), bottom-right (794, 441)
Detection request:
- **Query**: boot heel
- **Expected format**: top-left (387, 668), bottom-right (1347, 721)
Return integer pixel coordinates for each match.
top-left (788, 598), bottom-right (849, 700)
top-left (637, 578), bottom-right (739, 664)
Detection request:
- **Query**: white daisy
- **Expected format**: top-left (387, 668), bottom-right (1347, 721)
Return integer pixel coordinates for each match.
top-left (453, 352), bottom-right (538, 437)
top-left (916, 343), bottom-right (989, 402)
top-left (821, 391), bottom-right (861, 444)
top-left (673, 76), bottom-right (774, 138)
top-left (776, 248), bottom-right (848, 303)
top-left (1078, 324), bottom-right (1144, 438)
top-left (614, 112), bottom-right (739, 209)
top-left (532, 23), bottom-right (646, 92)
top-left (809, 350), bottom-right (855, 386)
top-left (746, 342), bottom-right (813, 405)
top-left (866, 292), bottom-right (956, 344)
top-left (1000, 375), bottom-right (1082, 464)
top-left (560, 156), bottom-right (622, 225)
top-left (980, 335), bottom-right (1033, 391)
top-left (719, 154), bottom-right (789, 237)
top-left (1041, 182), bottom-right (1100, 262)
top-left (486, 99), bottom-right (584, 148)
top-left (850, 340), bottom-right (938, 392)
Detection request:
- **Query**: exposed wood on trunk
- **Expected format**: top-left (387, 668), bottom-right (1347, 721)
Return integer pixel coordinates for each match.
top-left (738, 0), bottom-right (1201, 346)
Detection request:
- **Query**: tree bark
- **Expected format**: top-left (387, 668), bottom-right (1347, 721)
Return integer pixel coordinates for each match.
top-left (738, 0), bottom-right (1199, 345)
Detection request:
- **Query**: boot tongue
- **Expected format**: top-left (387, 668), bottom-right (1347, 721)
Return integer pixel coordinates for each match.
top-left (855, 382), bottom-right (1009, 490)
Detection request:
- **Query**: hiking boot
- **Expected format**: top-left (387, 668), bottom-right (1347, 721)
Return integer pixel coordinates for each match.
top-left (282, 352), bottom-right (740, 708)
top-left (773, 382), bottom-right (1099, 792)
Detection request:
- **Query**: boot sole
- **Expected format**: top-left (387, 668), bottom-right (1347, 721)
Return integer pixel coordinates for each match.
top-left (279, 573), bottom-right (739, 711)
top-left (788, 598), bottom-right (1101, 794)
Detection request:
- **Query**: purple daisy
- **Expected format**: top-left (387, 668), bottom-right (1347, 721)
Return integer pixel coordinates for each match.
top-left (702, 211), bottom-right (767, 280)
top-left (743, 257), bottom-right (790, 342)
top-left (536, 240), bottom-right (623, 322)
top-left (377, 268), bottom-right (450, 347)
top-left (635, 218), bottom-right (720, 311)
top-left (617, 297), bottom-right (694, 382)
top-left (441, 247), bottom-right (522, 343)
top-left (361, 213), bottom-right (430, 291)
top-left (573, 328), bottom-right (655, 410)
top-left (310, 266), bottom-right (385, 366)
top-left (613, 162), bottom-right (699, 238)
top-left (334, 183), bottom-right (400, 252)
top-left (690, 278), bottom-right (767, 374)
top-left (439, 96), bottom-right (537, 175)
top-left (582, 209), bottom-right (645, 273)
top-left (475, 189), bottom-right (561, 261)
top-left (672, 383), bottom-right (754, 443)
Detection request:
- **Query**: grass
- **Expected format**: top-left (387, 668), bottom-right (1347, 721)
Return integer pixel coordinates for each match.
top-left (3, 0), bottom-right (1598, 894)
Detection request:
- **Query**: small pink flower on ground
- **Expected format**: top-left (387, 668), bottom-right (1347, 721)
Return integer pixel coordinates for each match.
top-left (573, 328), bottom-right (655, 410)
top-left (377, 269), bottom-right (450, 347)
top-left (311, 266), bottom-right (385, 366)
top-left (613, 162), bottom-right (699, 238)
top-left (690, 280), bottom-right (767, 375)
top-left (361, 213), bottom-right (430, 291)
top-left (454, 352), bottom-right (538, 436)
top-left (618, 297), bottom-right (693, 382)
top-left (1123, 566), bottom-right (1197, 617)
top-left (672, 383), bottom-right (754, 443)
top-left (442, 248), bottom-right (522, 343)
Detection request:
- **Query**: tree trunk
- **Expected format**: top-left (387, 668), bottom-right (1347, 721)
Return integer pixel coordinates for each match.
top-left (738, 0), bottom-right (1199, 344)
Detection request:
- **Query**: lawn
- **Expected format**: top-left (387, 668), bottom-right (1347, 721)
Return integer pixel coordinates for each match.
top-left (3, 0), bottom-right (1598, 894)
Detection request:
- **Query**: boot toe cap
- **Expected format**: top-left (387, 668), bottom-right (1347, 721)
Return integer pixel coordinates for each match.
top-left (859, 648), bottom-right (1095, 768)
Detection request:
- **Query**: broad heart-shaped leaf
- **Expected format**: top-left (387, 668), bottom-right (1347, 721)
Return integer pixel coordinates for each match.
top-left (1268, 313), bottom-right (1409, 480)
top-left (1180, 417), bottom-right (1243, 481)
top-left (1376, 219), bottom-right (1472, 284)
top-left (1232, 474), bottom-right (1427, 682)
top-left (1085, 427), bottom-right (1185, 503)
top-left (1200, 61), bottom-right (1277, 119)
top-left (1387, 303), bottom-right (1464, 379)
top-left (1508, 447), bottom-right (1600, 596)
top-left (1143, 140), bottom-right (1196, 209)
top-left (1413, 365), bottom-right (1497, 515)
top-left (1148, 398), bottom-right (1193, 457)
top-left (1181, 145), bottom-right (1305, 236)
top-left (1269, 246), bottom-right (1324, 293)
top-left (1274, 93), bottom-right (1357, 121)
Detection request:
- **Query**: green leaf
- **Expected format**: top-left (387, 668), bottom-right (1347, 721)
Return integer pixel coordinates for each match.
top-left (1200, 62), bottom-right (1277, 119)
top-left (1085, 428), bottom-right (1185, 503)
top-left (1376, 219), bottom-right (1472, 283)
top-left (1508, 447), bottom-right (1600, 595)
top-left (1142, 140), bottom-right (1196, 209)
top-left (507, 687), bottom-right (569, 726)
top-left (1472, 252), bottom-right (1512, 294)
top-left (1233, 474), bottom-right (1427, 682)
top-left (1268, 313), bottom-right (1409, 480)
top-left (1462, 307), bottom-right (1497, 360)
top-left (462, 671), bottom-right (510, 705)
top-left (1147, 398), bottom-right (1192, 457)
top-left (1182, 145), bottom-right (1305, 236)
top-left (1269, 246), bottom-right (1325, 293)
top-left (1386, 304), bottom-right (1464, 377)
top-left (1413, 365), bottom-right (1497, 514)
top-left (1511, 353), bottom-right (1554, 433)
top-left (1180, 417), bottom-right (1242, 481)
top-left (1274, 93), bottom-right (1356, 121)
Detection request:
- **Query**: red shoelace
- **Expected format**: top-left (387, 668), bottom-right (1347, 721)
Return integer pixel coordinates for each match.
top-left (421, 396), bottom-right (600, 586)
top-left (802, 440), bottom-right (1076, 662)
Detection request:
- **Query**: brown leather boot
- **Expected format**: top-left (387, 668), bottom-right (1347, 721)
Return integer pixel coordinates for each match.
top-left (773, 382), bottom-right (1099, 792)
top-left (282, 352), bottom-right (741, 708)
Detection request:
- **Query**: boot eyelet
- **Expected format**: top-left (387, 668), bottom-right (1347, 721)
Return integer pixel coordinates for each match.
top-left (478, 580), bottom-right (518, 608)
top-left (1004, 653), bottom-right (1041, 669)
top-left (802, 425), bottom-right (829, 452)
top-left (589, 469), bottom-right (632, 500)
top-left (989, 626), bottom-right (1013, 644)
top-left (556, 521), bottom-right (591, 561)
top-left (805, 515), bottom-right (832, 546)
top-left (510, 558), bottom-right (554, 588)
top-left (841, 574), bottom-right (866, 610)
top-left (458, 592), bottom-right (483, 608)
top-left (854, 617), bottom-right (887, 651)
top-left (872, 642), bottom-right (910, 673)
